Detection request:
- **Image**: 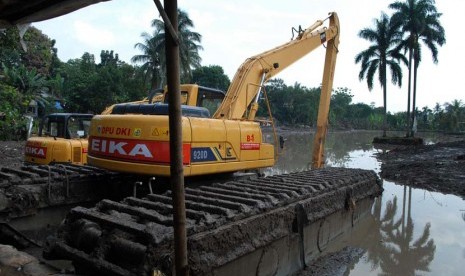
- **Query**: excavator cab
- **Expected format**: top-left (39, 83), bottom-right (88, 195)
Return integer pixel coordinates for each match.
top-left (39, 113), bottom-right (92, 139)
top-left (109, 85), bottom-right (226, 119)
top-left (163, 85), bottom-right (226, 116)
top-left (25, 113), bottom-right (93, 165)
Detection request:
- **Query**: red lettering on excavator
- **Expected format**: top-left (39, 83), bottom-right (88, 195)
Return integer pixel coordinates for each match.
top-left (99, 127), bottom-right (132, 136)
top-left (25, 143), bottom-right (47, 158)
top-left (101, 127), bottom-right (114, 134)
top-left (89, 136), bottom-right (191, 164)
top-left (116, 127), bottom-right (131, 136)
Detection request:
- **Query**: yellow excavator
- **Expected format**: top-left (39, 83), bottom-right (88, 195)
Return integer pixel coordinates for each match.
top-left (24, 113), bottom-right (93, 165)
top-left (23, 89), bottom-right (225, 166)
top-left (87, 12), bottom-right (340, 176)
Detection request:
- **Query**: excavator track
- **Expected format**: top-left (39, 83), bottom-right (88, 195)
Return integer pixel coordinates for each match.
top-left (0, 164), bottom-right (132, 219)
top-left (45, 167), bottom-right (382, 276)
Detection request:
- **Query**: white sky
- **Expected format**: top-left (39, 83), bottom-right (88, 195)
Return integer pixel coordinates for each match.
top-left (34, 0), bottom-right (463, 113)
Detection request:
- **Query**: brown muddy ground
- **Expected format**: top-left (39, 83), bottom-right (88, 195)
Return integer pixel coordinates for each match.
top-left (2, 138), bottom-right (465, 275)
top-left (378, 139), bottom-right (465, 199)
top-left (0, 140), bottom-right (25, 169)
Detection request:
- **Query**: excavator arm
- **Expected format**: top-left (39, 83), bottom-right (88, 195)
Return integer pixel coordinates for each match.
top-left (213, 12), bottom-right (340, 121)
top-left (311, 13), bottom-right (340, 168)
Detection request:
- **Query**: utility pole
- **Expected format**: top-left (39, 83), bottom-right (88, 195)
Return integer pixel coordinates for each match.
top-left (153, 0), bottom-right (188, 275)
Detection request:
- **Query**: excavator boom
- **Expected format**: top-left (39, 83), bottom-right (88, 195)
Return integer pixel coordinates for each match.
top-left (312, 13), bottom-right (340, 168)
top-left (213, 12), bottom-right (340, 122)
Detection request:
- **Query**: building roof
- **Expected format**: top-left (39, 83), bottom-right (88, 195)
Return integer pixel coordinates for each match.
top-left (0, 0), bottom-right (109, 28)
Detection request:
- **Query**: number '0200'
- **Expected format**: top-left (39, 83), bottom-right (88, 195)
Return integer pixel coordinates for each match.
top-left (193, 150), bottom-right (208, 160)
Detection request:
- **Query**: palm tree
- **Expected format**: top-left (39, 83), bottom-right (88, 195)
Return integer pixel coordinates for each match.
top-left (389, 0), bottom-right (446, 137)
top-left (355, 13), bottom-right (407, 137)
top-left (132, 30), bottom-right (164, 90)
top-left (444, 100), bottom-right (464, 132)
top-left (132, 9), bottom-right (202, 90)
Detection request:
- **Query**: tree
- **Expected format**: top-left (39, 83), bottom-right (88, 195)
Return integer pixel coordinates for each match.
top-left (330, 87), bottom-right (353, 126)
top-left (192, 65), bottom-right (230, 91)
top-left (62, 51), bottom-right (146, 113)
top-left (355, 13), bottom-right (407, 137)
top-left (0, 27), bottom-right (22, 69)
top-left (0, 84), bottom-right (28, 140)
top-left (21, 27), bottom-right (55, 77)
top-left (61, 53), bottom-right (98, 112)
top-left (132, 31), bottom-right (163, 90)
top-left (389, 0), bottom-right (446, 137)
top-left (1, 63), bottom-right (46, 102)
top-left (263, 79), bottom-right (320, 126)
top-left (0, 26), bottom-right (56, 77)
top-left (132, 9), bottom-right (202, 89)
top-left (443, 100), bottom-right (464, 132)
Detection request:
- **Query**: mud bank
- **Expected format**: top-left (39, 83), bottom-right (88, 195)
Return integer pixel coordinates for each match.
top-left (295, 246), bottom-right (365, 276)
top-left (378, 140), bottom-right (465, 198)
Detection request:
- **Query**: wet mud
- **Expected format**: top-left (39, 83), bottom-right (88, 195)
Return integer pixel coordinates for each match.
top-left (378, 140), bottom-right (465, 199)
top-left (295, 246), bottom-right (365, 276)
top-left (0, 141), bottom-right (24, 169)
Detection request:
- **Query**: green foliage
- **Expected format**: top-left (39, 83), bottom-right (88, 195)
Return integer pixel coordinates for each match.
top-left (0, 27), bottom-right (22, 68)
top-left (440, 100), bottom-right (464, 132)
top-left (132, 9), bottom-right (202, 89)
top-left (0, 25), bottom-right (60, 119)
top-left (192, 65), bottom-right (230, 91)
top-left (61, 51), bottom-right (146, 113)
top-left (1, 63), bottom-right (46, 97)
top-left (0, 26), bottom-right (55, 77)
top-left (21, 27), bottom-right (55, 77)
top-left (262, 79), bottom-right (320, 126)
top-left (329, 87), bottom-right (353, 126)
top-left (0, 84), bottom-right (28, 140)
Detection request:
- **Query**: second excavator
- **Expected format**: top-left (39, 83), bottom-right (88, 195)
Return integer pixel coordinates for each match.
top-left (87, 12), bottom-right (340, 176)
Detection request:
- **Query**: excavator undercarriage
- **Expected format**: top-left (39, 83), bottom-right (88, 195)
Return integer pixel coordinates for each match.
top-left (43, 167), bottom-right (382, 275)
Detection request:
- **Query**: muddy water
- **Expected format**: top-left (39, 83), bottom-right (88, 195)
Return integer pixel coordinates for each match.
top-left (264, 130), bottom-right (465, 275)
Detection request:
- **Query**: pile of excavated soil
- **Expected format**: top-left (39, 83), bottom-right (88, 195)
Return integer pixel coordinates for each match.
top-left (0, 140), bottom-right (25, 168)
top-left (378, 140), bottom-right (465, 199)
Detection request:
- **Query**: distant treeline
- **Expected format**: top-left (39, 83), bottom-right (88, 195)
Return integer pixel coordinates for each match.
top-left (261, 79), bottom-right (465, 134)
top-left (1, 23), bottom-right (463, 140)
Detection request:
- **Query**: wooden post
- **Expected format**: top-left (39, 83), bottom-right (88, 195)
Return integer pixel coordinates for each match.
top-left (161, 0), bottom-right (189, 274)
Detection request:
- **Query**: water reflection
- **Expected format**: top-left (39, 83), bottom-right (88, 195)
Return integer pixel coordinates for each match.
top-left (264, 130), bottom-right (463, 275)
top-left (264, 130), bottom-right (377, 175)
top-left (369, 189), bottom-right (436, 275)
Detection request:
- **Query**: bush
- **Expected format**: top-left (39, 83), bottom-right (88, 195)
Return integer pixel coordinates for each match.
top-left (0, 84), bottom-right (28, 140)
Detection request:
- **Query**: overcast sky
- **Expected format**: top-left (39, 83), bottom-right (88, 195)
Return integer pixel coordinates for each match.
top-left (34, 0), bottom-right (463, 113)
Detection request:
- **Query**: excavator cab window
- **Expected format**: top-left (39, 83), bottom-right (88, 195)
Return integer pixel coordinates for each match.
top-left (67, 116), bottom-right (92, 138)
top-left (41, 116), bottom-right (65, 138)
top-left (82, 119), bottom-right (91, 137)
top-left (197, 87), bottom-right (225, 116)
top-left (49, 122), bottom-right (60, 137)
top-left (67, 117), bottom-right (81, 138)
top-left (181, 91), bottom-right (188, 104)
top-left (163, 91), bottom-right (189, 105)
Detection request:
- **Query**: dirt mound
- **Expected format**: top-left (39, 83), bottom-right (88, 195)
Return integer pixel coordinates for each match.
top-left (378, 140), bottom-right (465, 198)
